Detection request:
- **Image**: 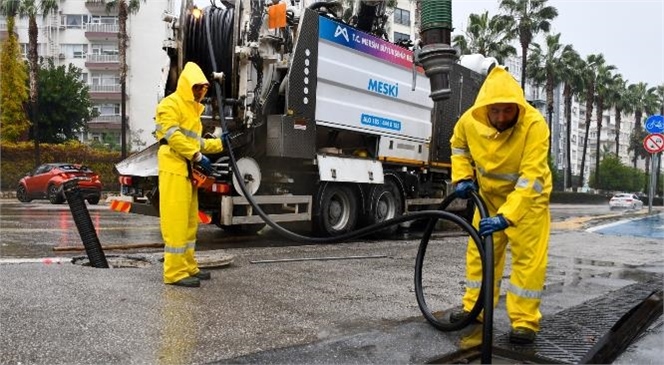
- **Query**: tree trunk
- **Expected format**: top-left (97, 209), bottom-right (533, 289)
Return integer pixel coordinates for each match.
top-left (520, 45), bottom-right (528, 91)
top-left (633, 110), bottom-right (643, 168)
top-left (28, 16), bottom-right (40, 166)
top-left (563, 84), bottom-right (572, 190)
top-left (579, 84), bottom-right (594, 189)
top-left (119, 1), bottom-right (129, 159)
top-left (614, 108), bottom-right (622, 157)
top-left (595, 100), bottom-right (603, 187)
top-left (546, 75), bottom-right (554, 158)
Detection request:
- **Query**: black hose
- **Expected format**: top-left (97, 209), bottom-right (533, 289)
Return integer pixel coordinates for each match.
top-left (201, 10), bottom-right (495, 361)
top-left (415, 190), bottom-right (494, 363)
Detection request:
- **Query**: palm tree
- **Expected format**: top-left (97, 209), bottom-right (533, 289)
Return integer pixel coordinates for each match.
top-left (104, 0), bottom-right (144, 159)
top-left (526, 33), bottom-right (574, 157)
top-left (498, 0), bottom-right (558, 90)
top-left (593, 64), bottom-right (618, 186)
top-left (3, 0), bottom-right (59, 166)
top-left (578, 54), bottom-right (606, 189)
top-left (452, 11), bottom-right (516, 64)
top-left (656, 84), bottom-right (664, 115)
top-left (558, 48), bottom-right (582, 190)
top-left (627, 82), bottom-right (658, 167)
top-left (606, 76), bottom-right (632, 158)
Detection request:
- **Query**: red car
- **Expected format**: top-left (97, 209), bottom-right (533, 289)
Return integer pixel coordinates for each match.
top-left (16, 163), bottom-right (103, 204)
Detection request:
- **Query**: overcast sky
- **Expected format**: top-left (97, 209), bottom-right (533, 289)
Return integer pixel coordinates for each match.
top-left (451, 0), bottom-right (664, 87)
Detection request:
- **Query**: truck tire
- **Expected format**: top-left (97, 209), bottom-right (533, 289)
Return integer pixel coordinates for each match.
top-left (364, 178), bottom-right (403, 237)
top-left (314, 183), bottom-right (358, 237)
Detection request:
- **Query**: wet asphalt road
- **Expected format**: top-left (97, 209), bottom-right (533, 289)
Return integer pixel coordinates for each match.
top-left (0, 198), bottom-right (645, 259)
top-left (0, 198), bottom-right (662, 364)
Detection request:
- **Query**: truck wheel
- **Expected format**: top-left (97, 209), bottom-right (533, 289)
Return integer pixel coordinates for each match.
top-left (365, 179), bottom-right (403, 237)
top-left (314, 183), bottom-right (358, 237)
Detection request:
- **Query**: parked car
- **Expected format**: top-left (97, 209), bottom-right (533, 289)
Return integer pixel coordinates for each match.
top-left (608, 193), bottom-right (643, 210)
top-left (16, 163), bottom-right (103, 204)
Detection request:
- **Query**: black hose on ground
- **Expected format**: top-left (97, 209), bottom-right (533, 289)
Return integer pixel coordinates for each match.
top-left (63, 179), bottom-right (109, 268)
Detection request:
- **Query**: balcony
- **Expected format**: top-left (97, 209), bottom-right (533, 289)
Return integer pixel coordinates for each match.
top-left (85, 0), bottom-right (117, 13)
top-left (84, 23), bottom-right (119, 40)
top-left (88, 115), bottom-right (122, 131)
top-left (85, 54), bottom-right (119, 70)
top-left (88, 84), bottom-right (122, 100)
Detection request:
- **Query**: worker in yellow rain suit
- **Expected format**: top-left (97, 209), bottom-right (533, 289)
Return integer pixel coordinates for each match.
top-left (155, 62), bottom-right (223, 287)
top-left (449, 66), bottom-right (552, 344)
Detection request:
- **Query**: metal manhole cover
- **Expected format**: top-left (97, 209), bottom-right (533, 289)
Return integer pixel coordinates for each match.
top-left (72, 255), bottom-right (153, 268)
top-left (197, 254), bottom-right (235, 268)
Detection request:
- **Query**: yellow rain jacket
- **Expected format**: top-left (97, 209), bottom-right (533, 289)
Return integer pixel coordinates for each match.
top-left (450, 67), bottom-right (552, 332)
top-left (155, 62), bottom-right (223, 284)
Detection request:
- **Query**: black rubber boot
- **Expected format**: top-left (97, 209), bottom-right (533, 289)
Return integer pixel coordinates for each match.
top-left (449, 309), bottom-right (481, 324)
top-left (509, 327), bottom-right (536, 344)
top-left (193, 270), bottom-right (211, 280)
top-left (168, 276), bottom-right (201, 287)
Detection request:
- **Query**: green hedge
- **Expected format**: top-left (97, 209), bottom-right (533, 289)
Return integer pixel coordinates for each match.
top-left (1, 141), bottom-right (122, 192)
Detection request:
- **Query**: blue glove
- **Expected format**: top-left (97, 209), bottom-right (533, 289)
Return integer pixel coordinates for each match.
top-left (479, 215), bottom-right (509, 236)
top-left (454, 179), bottom-right (477, 199)
top-left (194, 152), bottom-right (212, 174)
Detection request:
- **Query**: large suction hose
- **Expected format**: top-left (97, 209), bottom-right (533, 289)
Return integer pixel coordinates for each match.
top-left (415, 190), bottom-right (494, 363)
top-left (199, 6), bottom-right (495, 362)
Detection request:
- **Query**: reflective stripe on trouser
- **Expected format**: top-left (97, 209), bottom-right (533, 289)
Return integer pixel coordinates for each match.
top-left (462, 194), bottom-right (549, 332)
top-left (159, 171), bottom-right (201, 283)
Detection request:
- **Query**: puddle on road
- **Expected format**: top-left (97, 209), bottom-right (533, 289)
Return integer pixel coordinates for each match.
top-left (545, 257), bottom-right (662, 294)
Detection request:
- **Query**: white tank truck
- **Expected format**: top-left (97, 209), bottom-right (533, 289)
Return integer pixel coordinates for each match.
top-left (113, 0), bottom-right (498, 237)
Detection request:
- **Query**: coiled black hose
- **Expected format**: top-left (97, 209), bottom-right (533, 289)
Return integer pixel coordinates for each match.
top-left (200, 8), bottom-right (495, 362)
top-left (415, 190), bottom-right (494, 363)
top-left (184, 5), bottom-right (234, 99)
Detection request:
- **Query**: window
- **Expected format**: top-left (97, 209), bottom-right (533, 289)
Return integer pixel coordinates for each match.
top-left (93, 103), bottom-right (120, 116)
top-left (393, 32), bottom-right (409, 43)
top-left (90, 43), bottom-right (119, 55)
top-left (394, 8), bottom-right (410, 26)
top-left (61, 44), bottom-right (88, 59)
top-left (91, 72), bottom-right (119, 86)
top-left (20, 43), bottom-right (28, 58)
top-left (90, 15), bottom-right (118, 25)
top-left (63, 14), bottom-right (90, 29)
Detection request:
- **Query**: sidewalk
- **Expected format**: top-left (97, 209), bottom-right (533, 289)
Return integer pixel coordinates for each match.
top-left (1, 217), bottom-right (662, 364)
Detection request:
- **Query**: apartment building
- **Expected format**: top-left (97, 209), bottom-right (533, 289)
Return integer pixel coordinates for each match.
top-left (0, 0), bottom-right (171, 150)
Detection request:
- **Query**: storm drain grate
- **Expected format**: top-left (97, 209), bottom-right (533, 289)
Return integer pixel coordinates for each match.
top-left (492, 276), bottom-right (663, 364)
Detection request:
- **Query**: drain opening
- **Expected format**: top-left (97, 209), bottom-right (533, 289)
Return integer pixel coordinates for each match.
top-left (72, 255), bottom-right (153, 268)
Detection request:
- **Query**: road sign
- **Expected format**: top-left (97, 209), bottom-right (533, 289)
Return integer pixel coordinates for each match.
top-left (643, 133), bottom-right (664, 153)
top-left (644, 115), bottom-right (664, 134)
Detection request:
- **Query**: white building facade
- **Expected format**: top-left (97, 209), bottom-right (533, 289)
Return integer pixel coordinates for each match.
top-left (0, 0), bottom-right (172, 150)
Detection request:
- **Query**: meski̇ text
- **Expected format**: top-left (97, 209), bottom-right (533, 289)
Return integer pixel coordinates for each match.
top-left (368, 79), bottom-right (399, 98)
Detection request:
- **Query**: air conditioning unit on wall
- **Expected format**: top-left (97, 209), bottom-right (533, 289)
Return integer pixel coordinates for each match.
top-left (58, 53), bottom-right (66, 60)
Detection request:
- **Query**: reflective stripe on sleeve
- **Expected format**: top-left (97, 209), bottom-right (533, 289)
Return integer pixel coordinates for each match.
top-left (452, 147), bottom-right (470, 157)
top-left (516, 177), bottom-right (529, 188)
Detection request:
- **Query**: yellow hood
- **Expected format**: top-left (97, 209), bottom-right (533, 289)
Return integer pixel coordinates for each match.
top-left (176, 62), bottom-right (209, 102)
top-left (469, 67), bottom-right (530, 129)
